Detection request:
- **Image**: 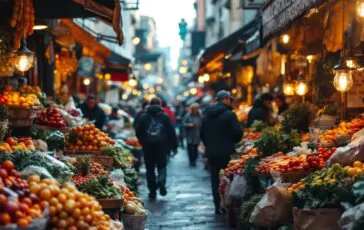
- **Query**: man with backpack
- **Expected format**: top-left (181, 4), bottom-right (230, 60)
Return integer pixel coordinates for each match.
top-left (135, 97), bottom-right (178, 200)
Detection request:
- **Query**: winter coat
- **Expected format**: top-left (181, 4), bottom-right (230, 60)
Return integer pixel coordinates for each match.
top-left (200, 103), bottom-right (243, 159)
top-left (80, 103), bottom-right (106, 129)
top-left (135, 105), bottom-right (178, 153)
top-left (163, 106), bottom-right (176, 123)
top-left (183, 113), bottom-right (202, 145)
top-left (246, 99), bottom-right (270, 128)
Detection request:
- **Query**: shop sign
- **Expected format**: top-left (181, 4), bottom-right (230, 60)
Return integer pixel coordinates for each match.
top-left (262, 0), bottom-right (323, 39)
top-left (77, 57), bottom-right (95, 77)
top-left (240, 0), bottom-right (266, 9)
top-left (348, 72), bottom-right (364, 108)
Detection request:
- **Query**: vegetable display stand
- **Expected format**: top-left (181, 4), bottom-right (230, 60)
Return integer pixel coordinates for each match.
top-left (97, 199), bottom-right (123, 220)
top-left (121, 214), bottom-right (147, 230)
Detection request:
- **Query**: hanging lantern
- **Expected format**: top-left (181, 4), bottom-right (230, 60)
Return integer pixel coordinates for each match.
top-left (14, 40), bottom-right (34, 72)
top-left (128, 76), bottom-right (137, 87)
top-left (344, 56), bottom-right (359, 69)
top-left (283, 82), bottom-right (295, 96)
top-left (295, 80), bottom-right (308, 96)
top-left (332, 59), bottom-right (355, 92)
top-left (357, 0), bottom-right (364, 17)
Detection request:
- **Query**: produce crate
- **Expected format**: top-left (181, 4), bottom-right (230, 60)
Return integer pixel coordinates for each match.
top-left (271, 170), bottom-right (311, 184)
top-left (121, 214), bottom-right (147, 230)
top-left (8, 118), bottom-right (34, 127)
top-left (98, 199), bottom-right (123, 220)
top-left (8, 106), bottom-right (41, 119)
top-left (91, 155), bottom-right (114, 170)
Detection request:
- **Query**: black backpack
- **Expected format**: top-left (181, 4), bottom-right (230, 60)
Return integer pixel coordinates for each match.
top-left (146, 114), bottom-right (165, 144)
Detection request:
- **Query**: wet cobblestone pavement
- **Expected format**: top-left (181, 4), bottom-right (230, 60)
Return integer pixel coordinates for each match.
top-left (140, 149), bottom-right (230, 230)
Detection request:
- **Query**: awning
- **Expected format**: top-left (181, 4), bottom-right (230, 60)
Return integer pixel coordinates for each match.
top-left (198, 16), bottom-right (261, 72)
top-left (135, 53), bottom-right (162, 63)
top-left (34, 0), bottom-right (123, 45)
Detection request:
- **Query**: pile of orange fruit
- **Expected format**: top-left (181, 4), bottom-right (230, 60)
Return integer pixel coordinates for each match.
top-left (65, 124), bottom-right (115, 152)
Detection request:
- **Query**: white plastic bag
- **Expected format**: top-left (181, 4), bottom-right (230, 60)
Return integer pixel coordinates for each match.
top-left (250, 184), bottom-right (292, 227)
top-left (327, 135), bottom-right (364, 166)
top-left (229, 175), bottom-right (249, 200)
top-left (109, 169), bottom-right (126, 186)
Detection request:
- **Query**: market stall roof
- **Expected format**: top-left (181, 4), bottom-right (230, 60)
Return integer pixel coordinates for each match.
top-left (135, 53), bottom-right (162, 63)
top-left (0, 0), bottom-right (123, 45)
top-left (198, 16), bottom-right (261, 73)
top-left (108, 51), bottom-right (131, 66)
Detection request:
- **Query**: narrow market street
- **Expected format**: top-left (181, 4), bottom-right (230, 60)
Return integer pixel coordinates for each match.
top-left (140, 149), bottom-right (228, 230)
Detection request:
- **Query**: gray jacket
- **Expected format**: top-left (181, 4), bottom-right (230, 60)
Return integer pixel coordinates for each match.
top-left (183, 113), bottom-right (202, 145)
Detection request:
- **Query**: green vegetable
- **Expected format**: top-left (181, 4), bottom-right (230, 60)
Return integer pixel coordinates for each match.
top-left (254, 127), bottom-right (300, 156)
top-left (239, 194), bottom-right (263, 228)
top-left (251, 120), bottom-right (268, 132)
top-left (78, 176), bottom-right (121, 199)
top-left (123, 167), bottom-right (139, 195)
top-left (45, 131), bottom-right (65, 150)
top-left (101, 146), bottom-right (134, 168)
top-left (281, 104), bottom-right (310, 133)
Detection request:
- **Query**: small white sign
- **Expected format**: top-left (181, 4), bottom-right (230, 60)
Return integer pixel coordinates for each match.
top-left (241, 0), bottom-right (266, 9)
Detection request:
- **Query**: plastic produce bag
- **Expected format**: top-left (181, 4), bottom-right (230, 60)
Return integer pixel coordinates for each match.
top-left (229, 175), bottom-right (249, 200)
top-left (340, 203), bottom-right (364, 230)
top-left (21, 165), bottom-right (53, 179)
top-left (33, 139), bottom-right (48, 152)
top-left (250, 184), bottom-right (292, 227)
top-left (293, 207), bottom-right (342, 230)
top-left (327, 135), bottom-right (364, 166)
top-left (109, 169), bottom-right (126, 186)
top-left (219, 175), bottom-right (231, 209)
top-left (56, 108), bottom-right (85, 127)
top-left (45, 130), bottom-right (64, 150)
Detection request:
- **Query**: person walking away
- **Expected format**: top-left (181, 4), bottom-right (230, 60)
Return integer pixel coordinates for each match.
top-left (133, 100), bottom-right (149, 129)
top-left (275, 94), bottom-right (289, 115)
top-left (183, 103), bottom-right (202, 167)
top-left (200, 90), bottom-right (243, 214)
top-left (80, 95), bottom-right (106, 130)
top-left (246, 93), bottom-right (275, 128)
top-left (135, 97), bottom-right (178, 200)
top-left (106, 107), bottom-right (124, 139)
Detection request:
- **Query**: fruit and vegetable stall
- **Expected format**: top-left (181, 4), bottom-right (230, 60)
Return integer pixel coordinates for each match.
top-left (0, 85), bottom-right (146, 230)
top-left (221, 104), bottom-right (364, 230)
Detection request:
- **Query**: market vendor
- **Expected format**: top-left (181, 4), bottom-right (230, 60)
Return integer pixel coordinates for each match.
top-left (80, 95), bottom-right (106, 129)
top-left (246, 93), bottom-right (275, 127)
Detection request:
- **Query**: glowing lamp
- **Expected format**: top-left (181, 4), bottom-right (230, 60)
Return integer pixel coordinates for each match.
top-left (295, 81), bottom-right (308, 96)
top-left (157, 77), bottom-right (164, 84)
top-left (132, 37), bottom-right (140, 45)
top-left (332, 59), bottom-right (355, 92)
top-left (128, 76), bottom-right (138, 87)
top-left (357, 1), bottom-right (364, 17)
top-left (14, 40), bottom-right (34, 72)
top-left (203, 73), bottom-right (210, 82)
top-left (189, 88), bottom-right (197, 95)
top-left (83, 78), bottom-right (91, 86)
top-left (281, 34), bottom-right (290, 44)
top-left (283, 82), bottom-right (295, 96)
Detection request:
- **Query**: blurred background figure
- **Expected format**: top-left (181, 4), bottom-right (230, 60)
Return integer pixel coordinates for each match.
top-left (183, 103), bottom-right (202, 167)
top-left (162, 100), bottom-right (176, 124)
top-left (175, 100), bottom-right (187, 149)
top-left (246, 93), bottom-right (275, 127)
top-left (80, 95), bottom-right (106, 129)
top-left (106, 107), bottom-right (124, 139)
top-left (275, 94), bottom-right (289, 115)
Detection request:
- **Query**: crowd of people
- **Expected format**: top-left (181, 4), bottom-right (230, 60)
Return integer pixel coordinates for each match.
top-left (60, 87), bottom-right (292, 215)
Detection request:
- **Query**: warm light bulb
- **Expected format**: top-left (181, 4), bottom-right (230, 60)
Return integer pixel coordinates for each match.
top-left (281, 34), bottom-right (290, 44)
top-left (144, 63), bottom-right (152, 71)
top-left (345, 58), bottom-right (358, 69)
top-left (283, 83), bottom-right (295, 96)
top-left (129, 78), bottom-right (137, 87)
top-left (203, 73), bottom-right (210, 82)
top-left (183, 91), bottom-right (190, 97)
top-left (181, 59), bottom-right (188, 65)
top-left (142, 84), bottom-right (149, 90)
top-left (358, 2), bottom-right (364, 17)
top-left (295, 81), bottom-right (308, 96)
top-left (333, 70), bottom-right (353, 92)
top-left (132, 37), bottom-right (140, 45)
top-left (33, 25), bottom-right (48, 30)
top-left (306, 55), bottom-right (314, 63)
top-left (198, 76), bottom-right (204, 83)
top-left (122, 94), bottom-right (128, 100)
top-left (179, 66), bottom-right (188, 74)
top-left (149, 88), bottom-right (155, 94)
top-left (232, 89), bottom-right (237, 94)
top-left (83, 78), bottom-right (91, 86)
top-left (189, 88), bottom-right (197, 95)
top-left (104, 73), bottom-right (111, 80)
top-left (107, 80), bottom-right (112, 86)
top-left (15, 55), bottom-right (33, 72)
top-left (157, 77), bottom-right (164, 84)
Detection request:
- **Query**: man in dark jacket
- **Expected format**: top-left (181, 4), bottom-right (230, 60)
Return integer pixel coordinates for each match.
top-left (200, 90), bottom-right (243, 214)
top-left (246, 93), bottom-right (274, 127)
top-left (80, 95), bottom-right (106, 130)
top-left (135, 97), bottom-right (178, 200)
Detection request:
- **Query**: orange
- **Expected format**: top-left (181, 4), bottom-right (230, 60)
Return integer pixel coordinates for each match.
top-left (353, 161), bottom-right (363, 169)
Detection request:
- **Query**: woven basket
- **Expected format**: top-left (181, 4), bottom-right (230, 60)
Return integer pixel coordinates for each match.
top-left (121, 215), bottom-right (147, 230)
top-left (8, 118), bottom-right (34, 127)
top-left (8, 107), bottom-right (41, 119)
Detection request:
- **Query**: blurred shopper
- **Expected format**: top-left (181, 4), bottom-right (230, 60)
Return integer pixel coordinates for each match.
top-left (183, 103), bottom-right (202, 167)
top-left (200, 90), bottom-right (243, 214)
top-left (162, 100), bottom-right (176, 123)
top-left (175, 100), bottom-right (187, 149)
top-left (275, 94), bottom-right (289, 115)
top-left (80, 95), bottom-right (106, 129)
top-left (106, 107), bottom-right (124, 139)
top-left (133, 100), bottom-right (149, 129)
top-left (136, 97), bottom-right (178, 200)
top-left (246, 93), bottom-right (274, 127)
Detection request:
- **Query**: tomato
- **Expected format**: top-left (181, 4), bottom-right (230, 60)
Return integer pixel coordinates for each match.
top-left (5, 138), bottom-right (16, 146)
top-left (0, 213), bottom-right (11, 225)
top-left (2, 160), bottom-right (14, 171)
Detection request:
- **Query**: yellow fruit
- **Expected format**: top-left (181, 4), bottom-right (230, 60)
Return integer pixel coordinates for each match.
top-left (346, 167), bottom-right (357, 177)
top-left (353, 161), bottom-right (363, 169)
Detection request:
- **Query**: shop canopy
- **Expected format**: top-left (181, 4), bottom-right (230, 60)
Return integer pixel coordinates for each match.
top-left (0, 0), bottom-right (123, 45)
top-left (198, 16), bottom-right (261, 73)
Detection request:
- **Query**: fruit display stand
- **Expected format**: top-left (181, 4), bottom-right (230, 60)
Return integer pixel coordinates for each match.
top-left (7, 106), bottom-right (41, 127)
